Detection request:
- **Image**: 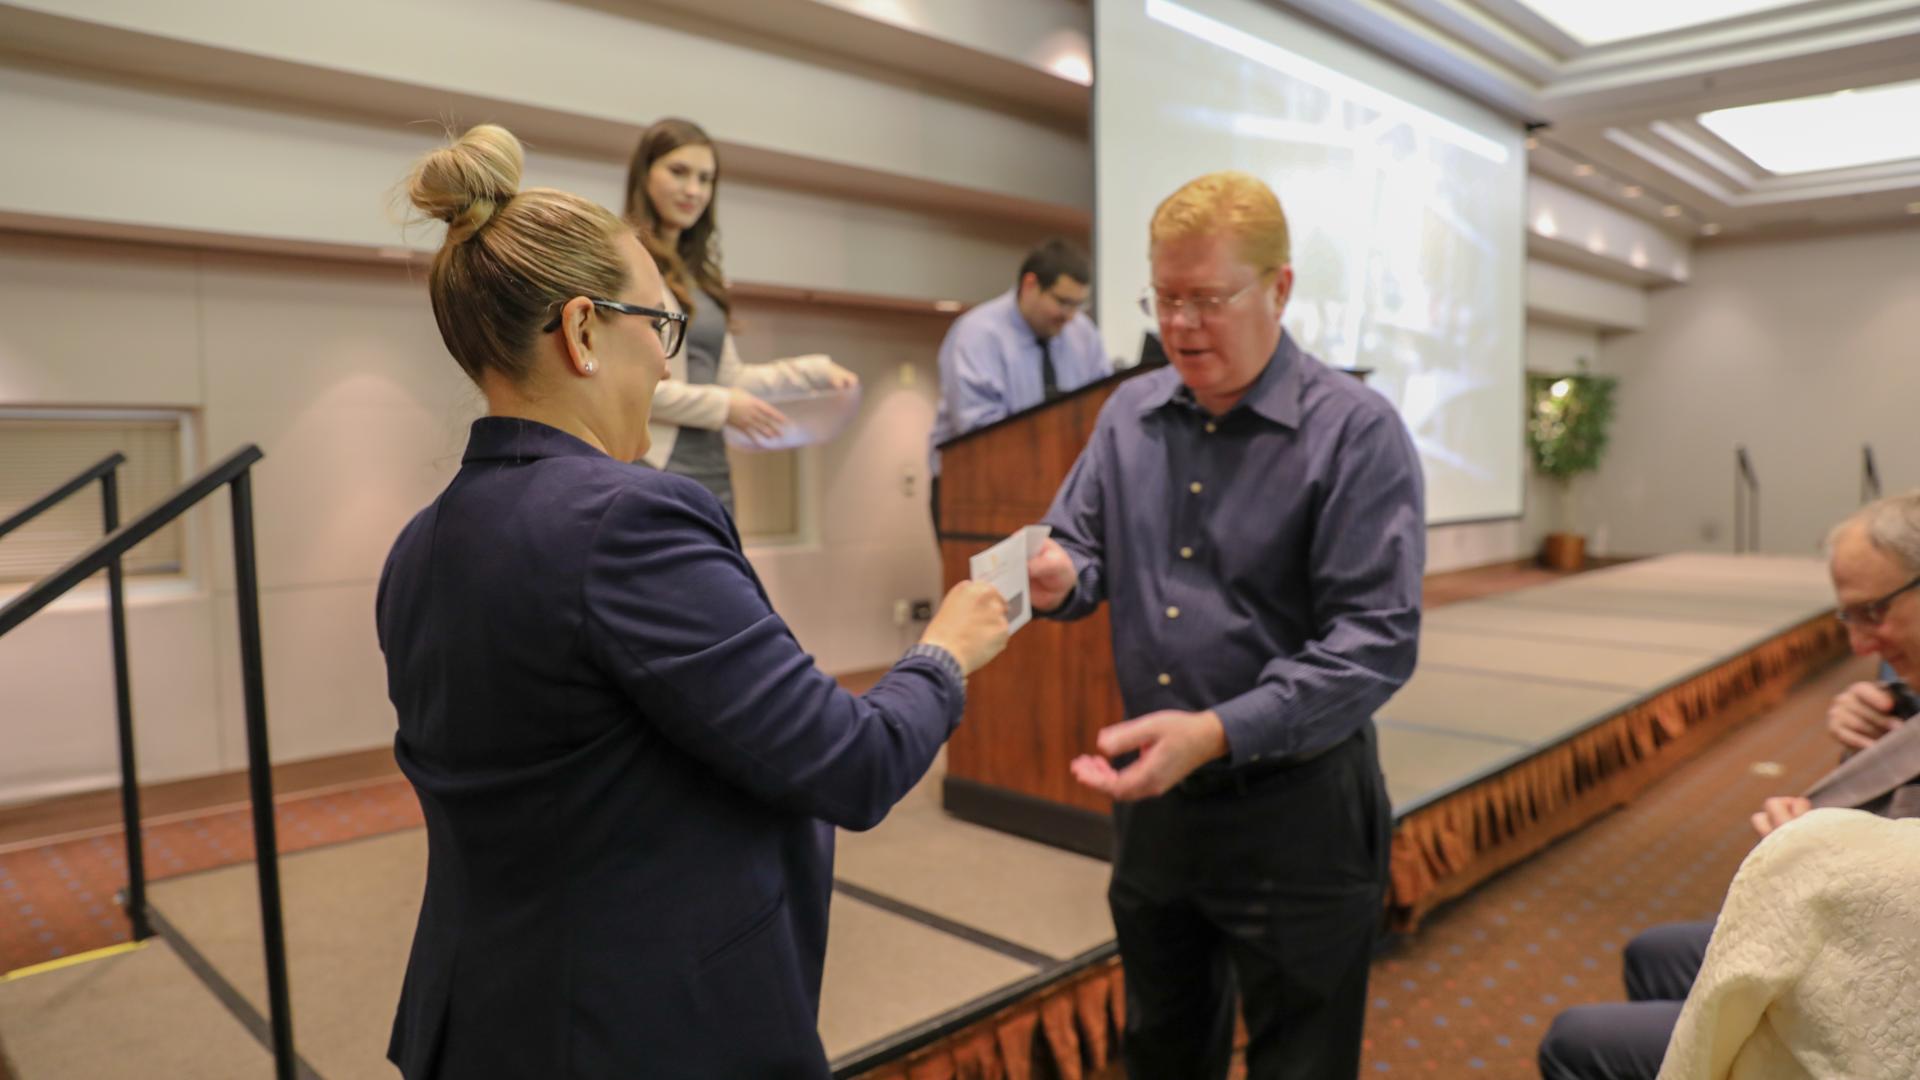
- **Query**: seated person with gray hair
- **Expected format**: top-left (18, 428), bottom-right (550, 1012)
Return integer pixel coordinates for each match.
top-left (1538, 490), bottom-right (1920, 1080)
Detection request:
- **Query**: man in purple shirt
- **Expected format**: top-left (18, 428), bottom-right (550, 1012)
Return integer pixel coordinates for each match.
top-left (1028, 172), bottom-right (1425, 1079)
top-left (927, 239), bottom-right (1114, 529)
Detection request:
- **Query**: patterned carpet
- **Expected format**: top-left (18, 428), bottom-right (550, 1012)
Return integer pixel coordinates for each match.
top-left (0, 780), bottom-right (422, 975)
top-left (0, 657), bottom-right (1865, 1079)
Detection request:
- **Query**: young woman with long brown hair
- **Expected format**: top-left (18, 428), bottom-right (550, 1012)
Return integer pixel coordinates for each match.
top-left (623, 118), bottom-right (856, 514)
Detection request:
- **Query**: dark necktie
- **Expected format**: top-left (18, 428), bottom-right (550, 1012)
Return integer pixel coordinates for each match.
top-left (1038, 335), bottom-right (1060, 400)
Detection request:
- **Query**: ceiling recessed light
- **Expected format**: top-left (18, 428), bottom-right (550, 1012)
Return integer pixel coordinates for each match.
top-left (1701, 223), bottom-right (1722, 236)
top-left (1621, 185), bottom-right (1643, 198)
top-left (1661, 205), bottom-right (1683, 217)
top-left (1699, 79), bottom-right (1920, 174)
top-left (934, 300), bottom-right (964, 312)
top-left (1573, 163), bottom-right (1595, 177)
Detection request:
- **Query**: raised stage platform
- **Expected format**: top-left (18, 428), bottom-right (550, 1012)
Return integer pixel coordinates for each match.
top-left (1380, 552), bottom-right (1844, 927)
top-left (0, 554), bottom-right (1847, 1080)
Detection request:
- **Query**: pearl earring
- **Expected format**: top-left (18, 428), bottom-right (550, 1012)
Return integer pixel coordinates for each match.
top-left (583, 360), bottom-right (596, 374)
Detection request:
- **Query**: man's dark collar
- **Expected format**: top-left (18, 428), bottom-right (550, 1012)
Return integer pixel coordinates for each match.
top-left (1137, 331), bottom-right (1305, 429)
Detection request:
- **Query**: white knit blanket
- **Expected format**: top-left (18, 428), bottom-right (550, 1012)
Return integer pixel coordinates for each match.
top-left (1657, 809), bottom-right (1920, 1080)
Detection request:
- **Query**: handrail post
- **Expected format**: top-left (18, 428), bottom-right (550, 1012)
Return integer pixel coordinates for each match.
top-left (1734, 448), bottom-right (1745, 554)
top-left (1733, 447), bottom-right (1759, 554)
top-left (229, 468), bottom-right (296, 1080)
top-left (99, 468), bottom-right (153, 942)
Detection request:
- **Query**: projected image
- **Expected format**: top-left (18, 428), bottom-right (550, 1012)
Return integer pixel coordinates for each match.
top-left (1097, 0), bottom-right (1527, 523)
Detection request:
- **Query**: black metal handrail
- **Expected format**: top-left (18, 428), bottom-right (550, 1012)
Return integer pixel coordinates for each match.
top-left (1734, 446), bottom-right (1759, 553)
top-left (0, 452), bottom-right (151, 945)
top-left (0, 444), bottom-right (295, 1080)
top-left (0, 453), bottom-right (125, 541)
top-left (1863, 444), bottom-right (1882, 504)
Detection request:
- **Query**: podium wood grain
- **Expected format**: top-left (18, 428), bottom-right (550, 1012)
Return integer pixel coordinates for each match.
top-left (936, 365), bottom-right (1161, 835)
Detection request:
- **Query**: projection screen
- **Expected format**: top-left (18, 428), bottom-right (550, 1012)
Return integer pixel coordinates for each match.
top-left (1095, 0), bottom-right (1527, 523)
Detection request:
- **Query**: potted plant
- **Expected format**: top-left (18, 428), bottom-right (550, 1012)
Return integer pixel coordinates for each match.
top-left (1527, 361), bottom-right (1617, 571)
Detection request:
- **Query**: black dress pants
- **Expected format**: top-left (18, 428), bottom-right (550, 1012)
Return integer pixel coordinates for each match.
top-left (1109, 727), bottom-right (1390, 1080)
top-left (1536, 920), bottom-right (1716, 1080)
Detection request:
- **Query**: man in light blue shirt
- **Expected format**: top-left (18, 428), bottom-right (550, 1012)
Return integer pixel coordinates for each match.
top-left (927, 239), bottom-right (1114, 527)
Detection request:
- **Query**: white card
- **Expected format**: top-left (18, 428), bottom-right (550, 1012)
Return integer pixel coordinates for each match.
top-left (970, 525), bottom-right (1050, 635)
top-left (1022, 524), bottom-right (1052, 561)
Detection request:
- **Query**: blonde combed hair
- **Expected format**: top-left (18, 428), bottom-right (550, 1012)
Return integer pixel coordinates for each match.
top-left (1149, 171), bottom-right (1290, 271)
top-left (403, 124), bottom-right (630, 384)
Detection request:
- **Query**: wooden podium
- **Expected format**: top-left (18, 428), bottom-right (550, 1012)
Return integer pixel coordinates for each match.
top-left (934, 361), bottom-right (1164, 858)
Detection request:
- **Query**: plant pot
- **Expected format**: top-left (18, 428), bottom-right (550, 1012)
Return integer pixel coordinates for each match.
top-left (1541, 532), bottom-right (1586, 572)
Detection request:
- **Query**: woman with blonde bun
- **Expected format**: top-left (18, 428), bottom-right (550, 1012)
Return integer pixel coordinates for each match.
top-left (379, 124), bottom-right (1008, 1079)
top-left (623, 117), bottom-right (857, 513)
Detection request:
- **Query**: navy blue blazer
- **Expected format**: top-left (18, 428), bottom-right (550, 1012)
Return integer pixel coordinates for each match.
top-left (376, 418), bottom-right (962, 1078)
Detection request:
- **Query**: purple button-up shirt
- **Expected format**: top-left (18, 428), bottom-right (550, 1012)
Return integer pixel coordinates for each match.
top-left (1042, 332), bottom-right (1424, 766)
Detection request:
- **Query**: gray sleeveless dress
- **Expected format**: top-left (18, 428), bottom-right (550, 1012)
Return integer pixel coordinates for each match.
top-left (662, 286), bottom-right (734, 514)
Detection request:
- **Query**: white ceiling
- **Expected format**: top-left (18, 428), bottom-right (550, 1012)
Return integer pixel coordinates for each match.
top-left (1284, 0), bottom-right (1920, 239)
top-left (1696, 79), bottom-right (1920, 174)
top-left (1510, 0), bottom-right (1813, 46)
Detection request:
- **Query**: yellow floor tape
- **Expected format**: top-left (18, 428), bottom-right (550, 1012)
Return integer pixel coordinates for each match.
top-left (2, 939), bottom-right (148, 982)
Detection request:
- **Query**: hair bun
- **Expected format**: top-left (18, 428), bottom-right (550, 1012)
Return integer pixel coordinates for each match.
top-left (406, 124), bottom-right (526, 245)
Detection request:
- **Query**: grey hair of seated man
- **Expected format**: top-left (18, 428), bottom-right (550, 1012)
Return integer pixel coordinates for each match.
top-left (1827, 490), bottom-right (1920, 573)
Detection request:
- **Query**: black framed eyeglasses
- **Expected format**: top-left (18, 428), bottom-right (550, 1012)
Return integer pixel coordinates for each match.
top-left (543, 298), bottom-right (687, 359)
top-left (1836, 574), bottom-right (1920, 627)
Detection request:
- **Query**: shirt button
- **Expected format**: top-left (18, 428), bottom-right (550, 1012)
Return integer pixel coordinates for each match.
top-left (1179, 546), bottom-right (1194, 559)
top-left (1189, 481), bottom-right (1203, 494)
top-left (1157, 673), bottom-right (1172, 686)
top-left (1205, 422), bottom-right (1217, 434)
top-left (1166, 606), bottom-right (1180, 619)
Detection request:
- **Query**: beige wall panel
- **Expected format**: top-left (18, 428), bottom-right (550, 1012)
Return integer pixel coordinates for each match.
top-left (4, 0), bottom-right (1090, 206)
top-left (720, 183), bottom-right (1048, 305)
top-left (752, 541), bottom-right (944, 677)
top-left (1, 60), bottom-right (1050, 305)
top-left (0, 232), bottom-right (203, 407)
top-left (212, 581), bottom-right (395, 771)
top-left (733, 305), bottom-right (946, 673)
top-left (0, 61), bottom-right (642, 255)
top-left (0, 590), bottom-right (222, 803)
top-left (1526, 258), bottom-right (1647, 332)
top-left (1594, 227), bottom-right (1920, 556)
top-left (806, 0), bottom-right (1091, 70)
top-left (192, 255), bottom-right (478, 593)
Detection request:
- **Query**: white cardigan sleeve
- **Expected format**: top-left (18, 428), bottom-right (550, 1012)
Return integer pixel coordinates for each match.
top-left (725, 332), bottom-right (842, 399)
